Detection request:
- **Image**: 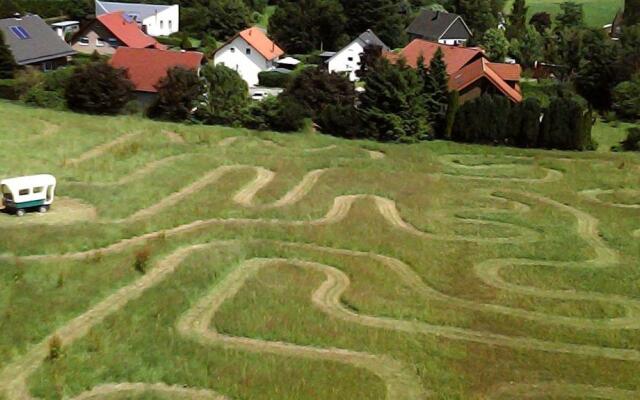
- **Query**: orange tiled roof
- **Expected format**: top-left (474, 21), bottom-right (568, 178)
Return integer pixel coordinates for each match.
top-left (487, 62), bottom-right (522, 81)
top-left (450, 58), bottom-right (523, 103)
top-left (238, 27), bottom-right (284, 61)
top-left (97, 11), bottom-right (164, 49)
top-left (110, 47), bottom-right (203, 93)
top-left (387, 39), bottom-right (483, 73)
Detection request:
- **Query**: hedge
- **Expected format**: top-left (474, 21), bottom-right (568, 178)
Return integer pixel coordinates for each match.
top-left (258, 71), bottom-right (292, 88)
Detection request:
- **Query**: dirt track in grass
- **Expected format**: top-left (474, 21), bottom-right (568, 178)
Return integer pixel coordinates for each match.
top-left (1, 136), bottom-right (639, 399)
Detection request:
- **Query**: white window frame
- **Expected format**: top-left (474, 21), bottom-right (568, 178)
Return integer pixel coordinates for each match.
top-left (78, 36), bottom-right (89, 46)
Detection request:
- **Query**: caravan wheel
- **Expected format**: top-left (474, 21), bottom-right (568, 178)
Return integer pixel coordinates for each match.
top-left (38, 206), bottom-right (48, 213)
top-left (16, 209), bottom-right (25, 217)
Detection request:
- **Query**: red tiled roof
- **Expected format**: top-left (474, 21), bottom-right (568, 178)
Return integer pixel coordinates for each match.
top-left (387, 39), bottom-right (483, 73)
top-left (110, 47), bottom-right (203, 93)
top-left (450, 58), bottom-right (523, 103)
top-left (238, 27), bottom-right (284, 60)
top-left (97, 12), bottom-right (164, 49)
top-left (487, 62), bottom-right (522, 81)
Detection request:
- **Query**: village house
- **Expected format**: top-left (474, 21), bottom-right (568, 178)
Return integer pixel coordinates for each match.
top-left (70, 11), bottom-right (165, 56)
top-left (325, 30), bottom-right (389, 81)
top-left (406, 10), bottom-right (472, 46)
top-left (388, 39), bottom-right (522, 103)
top-left (0, 14), bottom-right (76, 71)
top-left (95, 0), bottom-right (179, 37)
top-left (213, 27), bottom-right (284, 87)
top-left (110, 47), bottom-right (203, 106)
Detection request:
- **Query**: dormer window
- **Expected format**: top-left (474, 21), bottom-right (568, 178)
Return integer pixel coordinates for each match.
top-left (246, 48), bottom-right (251, 55)
top-left (79, 36), bottom-right (89, 45)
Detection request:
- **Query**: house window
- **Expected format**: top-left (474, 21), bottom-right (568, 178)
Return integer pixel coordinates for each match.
top-left (18, 189), bottom-right (29, 196)
top-left (168, 20), bottom-right (172, 30)
top-left (347, 57), bottom-right (353, 61)
top-left (78, 36), bottom-right (89, 45)
top-left (160, 20), bottom-right (164, 29)
top-left (96, 38), bottom-right (105, 47)
top-left (246, 48), bottom-right (251, 55)
top-left (230, 47), bottom-right (235, 53)
top-left (42, 61), bottom-right (54, 71)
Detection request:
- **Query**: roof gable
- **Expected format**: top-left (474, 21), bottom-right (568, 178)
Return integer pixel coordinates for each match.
top-left (0, 14), bottom-right (76, 65)
top-left (96, 0), bottom-right (175, 21)
top-left (328, 30), bottom-right (389, 64)
top-left (237, 27), bottom-right (284, 61)
top-left (95, 11), bottom-right (163, 49)
top-left (406, 10), bottom-right (471, 40)
top-left (110, 47), bottom-right (203, 93)
top-left (450, 58), bottom-right (523, 103)
top-left (389, 39), bottom-right (483, 74)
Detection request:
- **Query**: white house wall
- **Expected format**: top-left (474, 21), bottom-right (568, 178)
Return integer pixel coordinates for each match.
top-left (327, 40), bottom-right (365, 81)
top-left (141, 5), bottom-right (179, 37)
top-left (214, 36), bottom-right (272, 87)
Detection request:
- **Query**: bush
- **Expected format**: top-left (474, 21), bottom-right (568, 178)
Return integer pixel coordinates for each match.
top-left (148, 66), bottom-right (202, 121)
top-left (244, 96), bottom-right (307, 132)
top-left (197, 64), bottom-right (248, 126)
top-left (317, 104), bottom-right (361, 138)
top-left (619, 127), bottom-right (640, 151)
top-left (48, 335), bottom-right (63, 360)
top-left (23, 86), bottom-right (65, 109)
top-left (0, 79), bottom-right (19, 100)
top-left (258, 71), bottom-right (292, 88)
top-left (134, 247), bottom-right (151, 274)
top-left (612, 76), bottom-right (640, 121)
top-left (65, 61), bottom-right (134, 114)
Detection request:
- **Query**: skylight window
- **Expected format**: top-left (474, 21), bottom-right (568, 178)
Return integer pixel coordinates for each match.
top-left (10, 26), bottom-right (30, 40)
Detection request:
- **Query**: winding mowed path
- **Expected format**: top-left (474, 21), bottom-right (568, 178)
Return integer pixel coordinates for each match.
top-left (1, 133), bottom-right (639, 399)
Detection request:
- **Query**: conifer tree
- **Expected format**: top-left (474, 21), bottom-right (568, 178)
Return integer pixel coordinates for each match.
top-left (507, 0), bottom-right (528, 40)
top-left (423, 48), bottom-right (450, 137)
top-left (0, 30), bottom-right (16, 79)
top-left (359, 57), bottom-right (430, 142)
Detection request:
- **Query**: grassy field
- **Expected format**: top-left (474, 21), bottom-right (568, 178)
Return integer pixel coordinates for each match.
top-left (0, 100), bottom-right (639, 399)
top-left (505, 0), bottom-right (624, 27)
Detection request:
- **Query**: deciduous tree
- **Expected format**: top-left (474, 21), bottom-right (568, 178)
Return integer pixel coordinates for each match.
top-left (65, 61), bottom-right (134, 114)
top-left (148, 67), bottom-right (202, 121)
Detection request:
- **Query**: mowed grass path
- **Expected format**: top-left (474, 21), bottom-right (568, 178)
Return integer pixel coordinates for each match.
top-left (0, 100), bottom-right (639, 399)
top-left (505, 0), bottom-right (623, 27)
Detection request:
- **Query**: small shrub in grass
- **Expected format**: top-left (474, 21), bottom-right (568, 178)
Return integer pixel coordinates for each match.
top-left (134, 246), bottom-right (151, 274)
top-left (56, 272), bottom-right (64, 289)
top-left (48, 335), bottom-right (63, 360)
top-left (617, 127), bottom-right (640, 151)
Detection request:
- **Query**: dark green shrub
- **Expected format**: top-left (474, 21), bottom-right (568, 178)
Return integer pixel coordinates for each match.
top-left (65, 61), bottom-right (134, 114)
top-left (148, 66), bottom-right (202, 121)
top-left (620, 127), bottom-right (640, 151)
top-left (244, 96), bottom-right (307, 132)
top-left (0, 79), bottom-right (19, 100)
top-left (23, 86), bottom-right (65, 109)
top-left (282, 67), bottom-right (355, 118)
top-left (317, 104), bottom-right (361, 138)
top-left (612, 76), bottom-right (640, 121)
top-left (258, 71), bottom-right (292, 88)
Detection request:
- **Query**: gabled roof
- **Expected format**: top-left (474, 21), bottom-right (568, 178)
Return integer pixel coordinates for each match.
top-left (96, 11), bottom-right (164, 49)
top-left (237, 27), bottom-right (284, 61)
top-left (486, 62), bottom-right (522, 81)
top-left (327, 29), bottom-right (389, 64)
top-left (110, 47), bottom-right (203, 93)
top-left (450, 58), bottom-right (523, 103)
top-left (387, 39), bottom-right (483, 74)
top-left (406, 10), bottom-right (472, 40)
top-left (95, 0), bottom-right (176, 21)
top-left (0, 14), bottom-right (76, 65)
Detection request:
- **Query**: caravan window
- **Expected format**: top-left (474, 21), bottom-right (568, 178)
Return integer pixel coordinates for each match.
top-left (33, 187), bottom-right (43, 194)
top-left (18, 189), bottom-right (29, 196)
top-left (1, 185), bottom-right (12, 200)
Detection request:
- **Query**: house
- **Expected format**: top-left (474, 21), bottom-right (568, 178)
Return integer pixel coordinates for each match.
top-left (387, 39), bottom-right (522, 103)
top-left (0, 14), bottom-right (76, 71)
top-left (406, 10), bottom-right (472, 45)
top-left (71, 11), bottom-right (165, 56)
top-left (213, 27), bottom-right (284, 87)
top-left (326, 30), bottom-right (389, 81)
top-left (50, 21), bottom-right (80, 40)
top-left (110, 47), bottom-right (203, 105)
top-left (95, 0), bottom-right (179, 37)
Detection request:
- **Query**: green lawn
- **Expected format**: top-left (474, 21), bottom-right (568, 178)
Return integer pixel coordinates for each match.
top-left (505, 0), bottom-right (624, 27)
top-left (0, 101), bottom-right (639, 399)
